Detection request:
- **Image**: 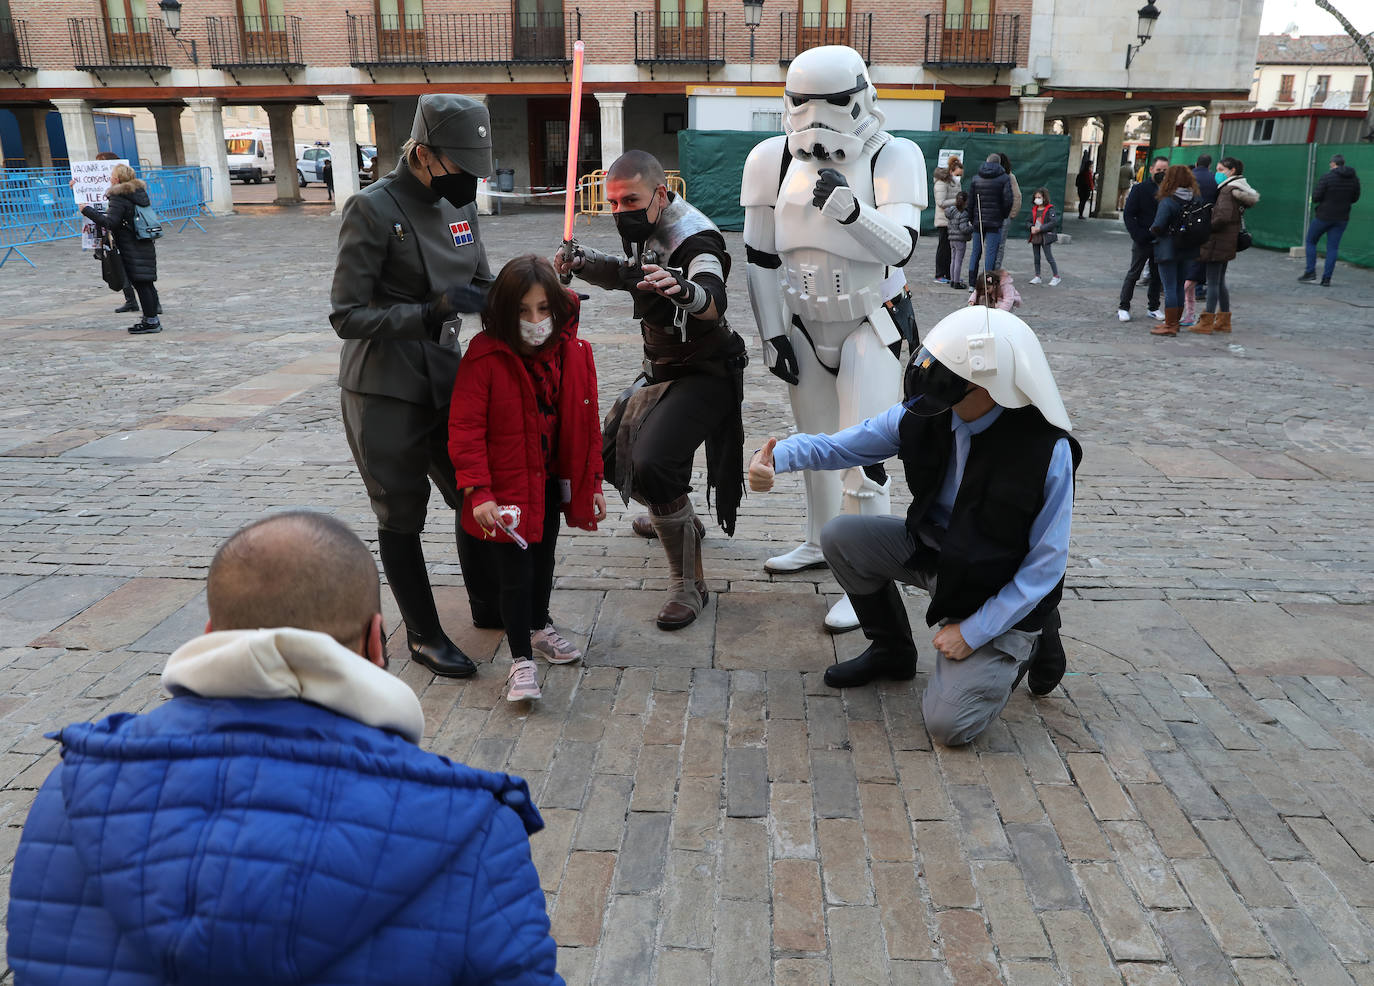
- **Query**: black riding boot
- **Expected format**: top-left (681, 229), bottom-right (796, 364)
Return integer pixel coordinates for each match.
top-left (378, 530), bottom-right (477, 678)
top-left (1026, 607), bottom-right (1066, 695)
top-left (824, 583), bottom-right (918, 689)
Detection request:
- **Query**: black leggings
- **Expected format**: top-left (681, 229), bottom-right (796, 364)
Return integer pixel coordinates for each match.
top-left (934, 227), bottom-right (951, 280)
top-left (131, 280), bottom-right (160, 322)
top-left (1204, 262), bottom-right (1230, 313)
top-left (458, 479), bottom-right (561, 660)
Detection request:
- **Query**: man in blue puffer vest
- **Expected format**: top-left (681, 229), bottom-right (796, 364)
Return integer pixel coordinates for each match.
top-left (7, 511), bottom-right (562, 985)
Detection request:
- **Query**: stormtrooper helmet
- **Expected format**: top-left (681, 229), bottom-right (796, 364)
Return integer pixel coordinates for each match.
top-left (782, 45), bottom-right (884, 163)
top-left (905, 307), bottom-right (1072, 431)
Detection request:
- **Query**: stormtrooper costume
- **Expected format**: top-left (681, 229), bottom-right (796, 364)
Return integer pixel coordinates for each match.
top-left (765, 307), bottom-right (1082, 746)
top-left (741, 45), bottom-right (926, 632)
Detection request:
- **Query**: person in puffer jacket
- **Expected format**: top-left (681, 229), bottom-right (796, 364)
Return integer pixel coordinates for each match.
top-left (7, 511), bottom-right (563, 986)
top-left (80, 162), bottom-right (162, 335)
top-left (966, 154), bottom-right (1014, 285)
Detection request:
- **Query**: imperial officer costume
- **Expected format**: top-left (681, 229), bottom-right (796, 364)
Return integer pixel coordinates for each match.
top-left (331, 94), bottom-right (496, 678)
top-left (556, 150), bottom-right (747, 632)
top-left (750, 307), bottom-right (1081, 747)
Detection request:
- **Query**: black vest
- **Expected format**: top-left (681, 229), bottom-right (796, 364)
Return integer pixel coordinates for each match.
top-left (897, 405), bottom-right (1083, 630)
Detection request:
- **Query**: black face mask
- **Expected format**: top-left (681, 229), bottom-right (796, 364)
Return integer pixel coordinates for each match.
top-left (902, 347), bottom-right (973, 416)
top-left (1151, 171), bottom-right (1165, 185)
top-left (428, 156), bottom-right (478, 209)
top-left (614, 188), bottom-right (665, 252)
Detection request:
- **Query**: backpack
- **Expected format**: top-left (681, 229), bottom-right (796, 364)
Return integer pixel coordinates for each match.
top-left (1170, 198), bottom-right (1212, 249)
top-left (132, 202), bottom-right (163, 240)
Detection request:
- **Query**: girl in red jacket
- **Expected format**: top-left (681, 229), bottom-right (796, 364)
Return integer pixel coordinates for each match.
top-left (449, 255), bottom-right (606, 702)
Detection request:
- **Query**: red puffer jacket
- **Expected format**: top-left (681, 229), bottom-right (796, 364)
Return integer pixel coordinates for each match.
top-left (448, 297), bottom-right (602, 545)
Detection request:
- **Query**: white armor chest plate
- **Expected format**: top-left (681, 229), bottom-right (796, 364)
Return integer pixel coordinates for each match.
top-left (774, 157), bottom-right (888, 323)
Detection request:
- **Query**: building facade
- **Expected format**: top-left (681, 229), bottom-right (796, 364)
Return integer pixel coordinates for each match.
top-left (1251, 32), bottom-right (1372, 112)
top-left (0, 0), bottom-right (1263, 217)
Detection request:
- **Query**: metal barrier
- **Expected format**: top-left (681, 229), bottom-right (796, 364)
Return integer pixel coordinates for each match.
top-left (0, 165), bottom-right (211, 268)
top-left (576, 169), bottom-right (686, 219)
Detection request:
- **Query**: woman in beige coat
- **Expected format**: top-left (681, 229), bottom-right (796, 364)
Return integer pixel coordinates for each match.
top-left (932, 156), bottom-right (963, 283)
top-left (1192, 156), bottom-right (1260, 334)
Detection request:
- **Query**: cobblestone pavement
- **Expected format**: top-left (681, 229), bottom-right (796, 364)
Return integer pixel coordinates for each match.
top-left (1, 204), bottom-right (1372, 985)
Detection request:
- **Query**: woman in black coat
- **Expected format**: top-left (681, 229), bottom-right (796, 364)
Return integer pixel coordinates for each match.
top-left (80, 164), bottom-right (161, 335)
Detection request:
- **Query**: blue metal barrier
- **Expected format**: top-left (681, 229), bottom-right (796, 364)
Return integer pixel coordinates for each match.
top-left (0, 165), bottom-right (212, 269)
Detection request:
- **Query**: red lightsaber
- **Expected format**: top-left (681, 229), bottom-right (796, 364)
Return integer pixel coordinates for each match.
top-left (560, 40), bottom-right (586, 282)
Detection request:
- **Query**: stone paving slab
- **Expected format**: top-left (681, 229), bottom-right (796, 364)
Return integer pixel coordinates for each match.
top-left (0, 208), bottom-right (1372, 984)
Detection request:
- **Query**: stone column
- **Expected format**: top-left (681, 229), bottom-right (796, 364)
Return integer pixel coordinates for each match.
top-left (265, 104), bottom-right (301, 204)
top-left (369, 100), bottom-right (399, 180)
top-left (1095, 112), bottom-right (1131, 219)
top-left (1204, 99), bottom-right (1253, 146)
top-left (321, 94), bottom-right (359, 214)
top-left (150, 105), bottom-right (186, 167)
top-left (595, 92), bottom-right (626, 172)
top-left (51, 98), bottom-right (100, 164)
top-left (1147, 107), bottom-right (1172, 157)
top-left (1016, 96), bottom-right (1054, 135)
top-left (185, 97), bottom-right (234, 215)
top-left (18, 107), bottom-right (54, 168)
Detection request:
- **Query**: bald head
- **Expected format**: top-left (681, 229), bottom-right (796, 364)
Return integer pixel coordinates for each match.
top-left (606, 150), bottom-right (667, 192)
top-left (207, 512), bottom-right (381, 649)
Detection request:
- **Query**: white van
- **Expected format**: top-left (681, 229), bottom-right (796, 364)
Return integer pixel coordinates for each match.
top-left (224, 128), bottom-right (275, 184)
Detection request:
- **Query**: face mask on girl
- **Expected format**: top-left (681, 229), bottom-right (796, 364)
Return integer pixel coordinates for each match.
top-left (519, 316), bottom-right (554, 348)
top-left (1034, 197), bottom-right (1045, 205)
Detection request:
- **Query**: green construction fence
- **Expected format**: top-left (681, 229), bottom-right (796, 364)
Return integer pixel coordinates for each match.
top-left (678, 130), bottom-right (1071, 236)
top-left (1153, 142), bottom-right (1373, 268)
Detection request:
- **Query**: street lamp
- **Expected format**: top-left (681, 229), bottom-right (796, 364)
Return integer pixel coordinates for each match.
top-left (743, 0), bottom-right (763, 63)
top-left (158, 0), bottom-right (198, 65)
top-left (1125, 1), bottom-right (1159, 70)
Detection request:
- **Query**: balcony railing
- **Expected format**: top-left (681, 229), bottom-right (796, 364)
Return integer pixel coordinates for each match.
top-left (921, 13), bottom-right (1020, 68)
top-left (0, 18), bottom-right (34, 74)
top-left (206, 15), bottom-right (305, 74)
top-left (346, 11), bottom-right (580, 70)
top-left (633, 9), bottom-right (726, 65)
top-left (69, 17), bottom-right (170, 73)
top-left (779, 9), bottom-right (871, 64)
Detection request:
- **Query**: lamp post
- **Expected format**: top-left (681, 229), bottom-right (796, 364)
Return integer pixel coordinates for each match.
top-left (1124, 1), bottom-right (1159, 70)
top-left (743, 0), bottom-right (763, 64)
top-left (158, 0), bottom-right (198, 65)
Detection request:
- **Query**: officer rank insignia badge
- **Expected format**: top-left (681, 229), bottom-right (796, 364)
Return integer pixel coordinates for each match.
top-left (449, 221), bottom-right (475, 247)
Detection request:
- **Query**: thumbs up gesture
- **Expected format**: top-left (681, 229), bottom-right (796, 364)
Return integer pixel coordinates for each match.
top-left (749, 438), bottom-right (779, 492)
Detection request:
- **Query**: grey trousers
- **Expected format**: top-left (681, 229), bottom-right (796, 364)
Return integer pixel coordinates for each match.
top-left (821, 515), bottom-right (1040, 747)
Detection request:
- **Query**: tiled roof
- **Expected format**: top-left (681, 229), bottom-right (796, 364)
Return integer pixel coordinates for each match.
top-left (1257, 33), bottom-right (1372, 65)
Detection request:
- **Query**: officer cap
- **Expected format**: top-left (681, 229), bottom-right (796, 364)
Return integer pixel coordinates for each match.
top-left (411, 94), bottom-right (493, 177)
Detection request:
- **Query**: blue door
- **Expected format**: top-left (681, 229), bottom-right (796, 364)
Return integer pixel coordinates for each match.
top-left (0, 109), bottom-right (23, 167)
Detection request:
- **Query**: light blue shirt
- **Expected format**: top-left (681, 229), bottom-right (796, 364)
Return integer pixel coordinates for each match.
top-left (773, 403), bottom-right (1074, 650)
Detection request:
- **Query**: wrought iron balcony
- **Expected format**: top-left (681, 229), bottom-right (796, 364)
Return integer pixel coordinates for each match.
top-left (779, 9), bottom-right (871, 65)
top-left (207, 15), bottom-right (305, 80)
top-left (633, 9), bottom-right (726, 65)
top-left (1, 18), bottom-right (35, 77)
top-left (921, 13), bottom-right (1020, 68)
top-left (346, 10), bottom-right (580, 79)
top-left (69, 17), bottom-right (171, 76)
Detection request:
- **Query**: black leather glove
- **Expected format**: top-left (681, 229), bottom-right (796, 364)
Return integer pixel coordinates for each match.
top-left (812, 168), bottom-right (860, 224)
top-left (654, 266), bottom-right (703, 310)
top-left (767, 335), bottom-right (800, 386)
top-left (424, 282), bottom-right (488, 336)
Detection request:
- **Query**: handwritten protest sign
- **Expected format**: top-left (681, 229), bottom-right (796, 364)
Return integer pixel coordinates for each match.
top-left (72, 159), bottom-right (127, 250)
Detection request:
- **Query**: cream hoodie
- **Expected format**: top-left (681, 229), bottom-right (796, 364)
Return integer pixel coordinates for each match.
top-left (163, 627), bottom-right (425, 743)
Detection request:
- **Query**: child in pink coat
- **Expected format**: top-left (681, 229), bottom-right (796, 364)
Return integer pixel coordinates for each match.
top-left (968, 269), bottom-right (1022, 311)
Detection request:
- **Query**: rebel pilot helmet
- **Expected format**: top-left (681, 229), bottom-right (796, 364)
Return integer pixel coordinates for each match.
top-left (903, 307), bottom-right (1072, 432)
top-left (782, 45), bottom-right (884, 164)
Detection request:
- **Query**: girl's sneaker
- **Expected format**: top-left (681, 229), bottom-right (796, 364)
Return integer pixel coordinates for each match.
top-left (531, 623), bottom-right (583, 664)
top-left (1029, 275), bottom-right (1042, 285)
top-left (506, 660), bottom-right (541, 702)
top-left (934, 276), bottom-right (950, 284)
top-left (1049, 276), bottom-right (1062, 286)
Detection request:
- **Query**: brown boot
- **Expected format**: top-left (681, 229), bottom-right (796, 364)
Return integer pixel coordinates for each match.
top-left (650, 495), bottom-right (706, 631)
top-left (1188, 311), bottom-right (1215, 334)
top-left (1214, 312), bottom-right (1232, 333)
top-left (1151, 307), bottom-right (1181, 336)
top-left (632, 512), bottom-right (705, 541)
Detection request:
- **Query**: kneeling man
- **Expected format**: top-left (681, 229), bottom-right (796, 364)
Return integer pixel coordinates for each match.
top-left (750, 307), bottom-right (1081, 746)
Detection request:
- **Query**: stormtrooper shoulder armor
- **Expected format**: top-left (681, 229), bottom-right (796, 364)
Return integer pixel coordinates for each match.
top-left (742, 135), bottom-right (790, 208)
top-left (872, 137), bottom-right (929, 211)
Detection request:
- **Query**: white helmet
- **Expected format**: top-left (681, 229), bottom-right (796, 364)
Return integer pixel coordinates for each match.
top-left (909, 307), bottom-right (1072, 432)
top-left (782, 45), bottom-right (884, 163)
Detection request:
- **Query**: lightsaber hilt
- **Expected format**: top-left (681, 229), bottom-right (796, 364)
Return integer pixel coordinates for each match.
top-left (559, 238), bottom-right (575, 285)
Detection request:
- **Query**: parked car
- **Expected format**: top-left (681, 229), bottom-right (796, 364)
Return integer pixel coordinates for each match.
top-left (359, 144), bottom-right (377, 185)
top-left (295, 143), bottom-right (329, 188)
